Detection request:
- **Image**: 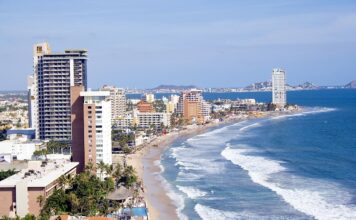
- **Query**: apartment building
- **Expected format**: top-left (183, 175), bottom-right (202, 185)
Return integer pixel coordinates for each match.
top-left (29, 42), bottom-right (87, 141)
top-left (177, 89), bottom-right (205, 124)
top-left (134, 111), bottom-right (171, 129)
top-left (71, 88), bottom-right (112, 172)
top-left (202, 100), bottom-right (212, 121)
top-left (101, 85), bottom-right (126, 124)
top-left (272, 68), bottom-right (287, 107)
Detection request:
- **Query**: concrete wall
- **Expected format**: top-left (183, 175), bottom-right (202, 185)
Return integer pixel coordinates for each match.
top-left (71, 86), bottom-right (85, 172)
top-left (0, 187), bottom-right (15, 216)
top-left (28, 187), bottom-right (45, 216)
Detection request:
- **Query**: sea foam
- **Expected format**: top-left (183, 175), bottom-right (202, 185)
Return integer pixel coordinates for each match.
top-left (157, 174), bottom-right (188, 220)
top-left (177, 185), bottom-right (207, 199)
top-left (195, 204), bottom-right (239, 220)
top-left (153, 159), bottom-right (165, 173)
top-left (270, 107), bottom-right (336, 121)
top-left (221, 146), bottom-right (356, 220)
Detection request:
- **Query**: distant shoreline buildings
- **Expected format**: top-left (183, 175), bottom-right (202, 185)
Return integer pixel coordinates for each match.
top-left (272, 68), bottom-right (287, 107)
top-left (177, 89), bottom-right (211, 124)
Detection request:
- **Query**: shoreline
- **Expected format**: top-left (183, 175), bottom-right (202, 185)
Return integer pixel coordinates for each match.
top-left (126, 111), bottom-right (299, 219)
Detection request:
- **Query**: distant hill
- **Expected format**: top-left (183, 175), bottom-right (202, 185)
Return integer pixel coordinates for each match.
top-left (244, 81), bottom-right (320, 91)
top-left (345, 80), bottom-right (356, 89)
top-left (296, 82), bottom-right (319, 89)
top-left (244, 81), bottom-right (272, 91)
top-left (151, 85), bottom-right (197, 90)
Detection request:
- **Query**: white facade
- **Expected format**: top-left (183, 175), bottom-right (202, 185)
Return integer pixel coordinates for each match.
top-left (239, 99), bottom-right (256, 105)
top-left (202, 100), bottom-right (212, 121)
top-left (101, 85), bottom-right (126, 123)
top-left (170, 94), bottom-right (180, 105)
top-left (115, 112), bottom-right (134, 129)
top-left (0, 140), bottom-right (39, 161)
top-left (31, 43), bottom-right (51, 139)
top-left (145, 93), bottom-right (155, 103)
top-left (135, 112), bottom-right (171, 129)
top-left (81, 91), bottom-right (112, 165)
top-left (27, 75), bottom-right (36, 129)
top-left (272, 68), bottom-right (287, 107)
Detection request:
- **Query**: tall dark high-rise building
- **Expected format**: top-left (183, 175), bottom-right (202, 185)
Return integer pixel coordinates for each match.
top-left (29, 43), bottom-right (87, 141)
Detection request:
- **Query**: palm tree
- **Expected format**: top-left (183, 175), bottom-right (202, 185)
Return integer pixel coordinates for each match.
top-left (58, 174), bottom-right (73, 189)
top-left (112, 164), bottom-right (122, 187)
top-left (37, 195), bottom-right (44, 208)
top-left (68, 192), bottom-right (80, 214)
top-left (123, 165), bottom-right (137, 187)
top-left (97, 161), bottom-right (107, 180)
top-left (105, 164), bottom-right (113, 176)
top-left (85, 162), bottom-right (95, 173)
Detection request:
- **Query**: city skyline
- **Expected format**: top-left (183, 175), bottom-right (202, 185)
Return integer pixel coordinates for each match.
top-left (1, 0), bottom-right (356, 90)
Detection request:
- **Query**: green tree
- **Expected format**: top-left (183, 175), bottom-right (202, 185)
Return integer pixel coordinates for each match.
top-left (40, 170), bottom-right (116, 218)
top-left (112, 164), bottom-right (122, 186)
top-left (33, 149), bottom-right (48, 160)
top-left (37, 195), bottom-right (45, 208)
top-left (0, 169), bottom-right (18, 181)
top-left (22, 214), bottom-right (36, 220)
top-left (58, 174), bottom-right (73, 189)
top-left (46, 140), bottom-right (68, 154)
top-left (97, 161), bottom-right (107, 179)
top-left (153, 100), bottom-right (166, 112)
top-left (121, 165), bottom-right (138, 187)
top-left (85, 162), bottom-right (95, 173)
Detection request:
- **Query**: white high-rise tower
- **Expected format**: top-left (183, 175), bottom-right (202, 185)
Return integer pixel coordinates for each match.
top-left (272, 68), bottom-right (287, 107)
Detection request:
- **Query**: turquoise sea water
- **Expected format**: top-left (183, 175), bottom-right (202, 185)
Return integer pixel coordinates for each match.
top-left (157, 89), bottom-right (356, 220)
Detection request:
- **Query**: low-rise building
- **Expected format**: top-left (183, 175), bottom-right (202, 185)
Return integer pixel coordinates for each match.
top-left (135, 112), bottom-right (171, 129)
top-left (114, 113), bottom-right (134, 130)
top-left (136, 100), bottom-right (154, 113)
top-left (0, 138), bottom-right (42, 162)
top-left (0, 160), bottom-right (78, 217)
top-left (6, 129), bottom-right (36, 140)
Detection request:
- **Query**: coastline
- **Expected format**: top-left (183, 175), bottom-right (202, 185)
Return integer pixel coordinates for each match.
top-left (126, 111), bottom-right (297, 219)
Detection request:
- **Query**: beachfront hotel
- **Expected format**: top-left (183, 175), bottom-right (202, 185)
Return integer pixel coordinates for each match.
top-left (177, 89), bottom-right (205, 124)
top-left (28, 42), bottom-right (87, 141)
top-left (0, 160), bottom-right (78, 217)
top-left (134, 111), bottom-right (171, 129)
top-left (71, 88), bottom-right (112, 172)
top-left (272, 68), bottom-right (287, 107)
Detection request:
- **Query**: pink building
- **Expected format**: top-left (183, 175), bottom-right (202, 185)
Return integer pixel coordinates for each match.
top-left (0, 160), bottom-right (78, 217)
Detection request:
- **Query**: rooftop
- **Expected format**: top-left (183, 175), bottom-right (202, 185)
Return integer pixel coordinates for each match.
top-left (0, 160), bottom-right (78, 188)
top-left (80, 91), bottom-right (110, 97)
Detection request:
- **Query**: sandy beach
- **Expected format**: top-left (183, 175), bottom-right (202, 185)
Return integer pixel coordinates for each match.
top-left (126, 115), bottom-right (251, 219)
top-left (126, 111), bottom-right (292, 220)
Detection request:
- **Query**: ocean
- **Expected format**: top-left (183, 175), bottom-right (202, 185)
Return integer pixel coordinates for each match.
top-left (157, 89), bottom-right (356, 220)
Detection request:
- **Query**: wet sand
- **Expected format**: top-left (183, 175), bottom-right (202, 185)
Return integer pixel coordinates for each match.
top-left (126, 117), bottom-right (247, 220)
top-left (126, 111), bottom-right (291, 219)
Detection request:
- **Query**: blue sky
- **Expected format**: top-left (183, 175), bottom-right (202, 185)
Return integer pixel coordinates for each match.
top-left (0, 0), bottom-right (356, 90)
